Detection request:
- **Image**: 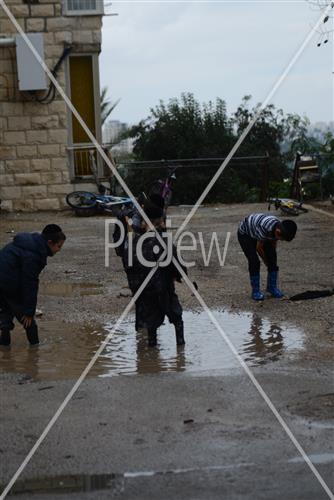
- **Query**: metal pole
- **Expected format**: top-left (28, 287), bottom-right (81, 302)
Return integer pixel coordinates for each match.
top-left (0, 37), bottom-right (15, 47)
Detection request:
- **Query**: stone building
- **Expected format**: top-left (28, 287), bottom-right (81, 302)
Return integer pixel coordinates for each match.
top-left (0, 0), bottom-right (104, 211)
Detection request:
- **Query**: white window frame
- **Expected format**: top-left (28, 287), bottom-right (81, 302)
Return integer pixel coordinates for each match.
top-left (63, 0), bottom-right (104, 16)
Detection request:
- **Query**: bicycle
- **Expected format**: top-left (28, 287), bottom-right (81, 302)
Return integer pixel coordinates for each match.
top-left (66, 191), bottom-right (133, 216)
top-left (66, 148), bottom-right (133, 216)
top-left (267, 197), bottom-right (308, 216)
top-left (147, 166), bottom-right (177, 209)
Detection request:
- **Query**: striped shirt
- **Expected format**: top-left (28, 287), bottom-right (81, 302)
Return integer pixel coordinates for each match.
top-left (238, 213), bottom-right (280, 241)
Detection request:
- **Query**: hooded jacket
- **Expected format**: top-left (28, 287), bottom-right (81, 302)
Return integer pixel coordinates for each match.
top-left (123, 228), bottom-right (186, 294)
top-left (0, 232), bottom-right (52, 316)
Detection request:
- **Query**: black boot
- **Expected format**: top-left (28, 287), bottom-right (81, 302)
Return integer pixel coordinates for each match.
top-left (26, 323), bottom-right (39, 346)
top-left (175, 321), bottom-right (185, 346)
top-left (0, 330), bottom-right (11, 346)
top-left (147, 328), bottom-right (157, 347)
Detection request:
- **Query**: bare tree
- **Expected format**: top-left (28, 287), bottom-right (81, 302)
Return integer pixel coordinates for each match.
top-left (307, 0), bottom-right (334, 46)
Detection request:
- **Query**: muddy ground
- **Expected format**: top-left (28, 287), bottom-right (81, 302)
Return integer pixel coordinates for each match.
top-left (0, 203), bottom-right (333, 499)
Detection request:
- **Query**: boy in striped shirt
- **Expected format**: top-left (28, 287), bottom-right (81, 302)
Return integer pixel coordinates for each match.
top-left (238, 213), bottom-right (297, 300)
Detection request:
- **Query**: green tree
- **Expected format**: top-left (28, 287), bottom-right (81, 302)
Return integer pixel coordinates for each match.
top-left (130, 92), bottom-right (234, 160)
top-left (125, 93), bottom-right (328, 203)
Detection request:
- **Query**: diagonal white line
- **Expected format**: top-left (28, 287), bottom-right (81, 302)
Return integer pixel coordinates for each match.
top-left (0, 2), bottom-right (154, 233)
top-left (1, 2), bottom-right (333, 499)
top-left (0, 264), bottom-right (159, 500)
top-left (169, 266), bottom-right (334, 500)
top-left (113, 1), bottom-right (307, 4)
top-left (174, 2), bottom-right (333, 240)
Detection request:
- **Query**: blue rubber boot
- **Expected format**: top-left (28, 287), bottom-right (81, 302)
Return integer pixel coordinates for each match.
top-left (250, 275), bottom-right (264, 301)
top-left (267, 271), bottom-right (284, 298)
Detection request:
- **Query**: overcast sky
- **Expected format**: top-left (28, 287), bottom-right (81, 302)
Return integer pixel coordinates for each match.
top-left (100, 1), bottom-right (332, 126)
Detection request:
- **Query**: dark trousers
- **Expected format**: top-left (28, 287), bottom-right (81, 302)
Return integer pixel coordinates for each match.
top-left (142, 286), bottom-right (183, 332)
top-left (237, 231), bottom-right (278, 276)
top-left (0, 294), bottom-right (39, 344)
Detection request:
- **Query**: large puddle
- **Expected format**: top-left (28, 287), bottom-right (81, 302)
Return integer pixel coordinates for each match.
top-left (0, 311), bottom-right (304, 381)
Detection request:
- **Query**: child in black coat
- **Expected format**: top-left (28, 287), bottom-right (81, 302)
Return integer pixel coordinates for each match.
top-left (0, 224), bottom-right (66, 346)
top-left (124, 198), bottom-right (185, 347)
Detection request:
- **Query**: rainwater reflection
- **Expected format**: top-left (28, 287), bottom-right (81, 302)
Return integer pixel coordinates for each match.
top-left (0, 311), bottom-right (304, 381)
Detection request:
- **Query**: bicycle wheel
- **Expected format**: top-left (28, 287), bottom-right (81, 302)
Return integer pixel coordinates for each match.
top-left (280, 206), bottom-right (299, 216)
top-left (66, 191), bottom-right (97, 209)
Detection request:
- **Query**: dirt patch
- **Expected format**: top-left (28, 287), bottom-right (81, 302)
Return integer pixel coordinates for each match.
top-left (0, 203), bottom-right (333, 373)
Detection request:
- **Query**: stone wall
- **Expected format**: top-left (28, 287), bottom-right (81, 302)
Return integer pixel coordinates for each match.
top-left (0, 0), bottom-right (102, 211)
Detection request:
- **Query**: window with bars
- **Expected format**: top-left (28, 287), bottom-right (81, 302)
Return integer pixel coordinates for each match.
top-left (64, 0), bottom-right (104, 15)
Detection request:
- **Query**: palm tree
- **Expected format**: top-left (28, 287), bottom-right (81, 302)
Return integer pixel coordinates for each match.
top-left (100, 86), bottom-right (120, 125)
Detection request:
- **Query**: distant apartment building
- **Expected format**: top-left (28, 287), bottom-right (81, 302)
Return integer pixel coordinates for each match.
top-left (103, 119), bottom-right (128, 144)
top-left (111, 137), bottom-right (134, 157)
top-left (0, 0), bottom-right (104, 211)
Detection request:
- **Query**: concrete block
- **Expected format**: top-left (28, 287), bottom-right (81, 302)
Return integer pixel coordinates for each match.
top-left (0, 18), bottom-right (25, 35)
top-left (92, 30), bottom-right (102, 44)
top-left (30, 4), bottom-right (55, 17)
top-left (73, 30), bottom-right (93, 44)
top-left (43, 33), bottom-right (55, 45)
top-left (0, 200), bottom-right (13, 212)
top-left (31, 115), bottom-right (60, 130)
top-left (51, 157), bottom-right (67, 171)
top-left (78, 17), bottom-right (103, 30)
top-left (41, 172), bottom-right (63, 184)
top-left (31, 159), bottom-right (51, 172)
top-left (54, 31), bottom-right (73, 44)
top-left (48, 184), bottom-right (72, 195)
top-left (14, 173), bottom-right (41, 185)
top-left (47, 17), bottom-right (75, 32)
top-left (58, 112), bottom-right (68, 128)
top-left (8, 117), bottom-right (31, 131)
top-left (21, 185), bottom-right (47, 198)
top-left (5, 159), bottom-right (30, 174)
top-left (58, 197), bottom-right (69, 209)
top-left (48, 100), bottom-right (66, 114)
top-left (0, 102), bottom-right (24, 117)
top-left (48, 129), bottom-right (68, 144)
top-left (9, 4), bottom-right (29, 17)
top-left (13, 199), bottom-right (35, 211)
top-left (62, 171), bottom-right (71, 183)
top-left (4, 131), bottom-right (26, 145)
top-left (37, 145), bottom-right (60, 157)
top-left (34, 198), bottom-right (60, 211)
top-left (0, 147), bottom-right (16, 161)
top-left (26, 18), bottom-right (45, 32)
top-left (23, 102), bottom-right (49, 116)
top-left (0, 186), bottom-right (22, 200)
top-left (26, 130), bottom-right (48, 144)
top-left (16, 145), bottom-right (38, 158)
top-left (0, 174), bottom-right (15, 186)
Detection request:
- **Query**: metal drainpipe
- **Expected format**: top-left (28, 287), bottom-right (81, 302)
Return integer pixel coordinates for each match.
top-left (0, 38), bottom-right (16, 47)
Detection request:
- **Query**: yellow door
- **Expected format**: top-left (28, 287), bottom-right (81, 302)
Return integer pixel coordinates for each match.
top-left (69, 56), bottom-right (96, 175)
